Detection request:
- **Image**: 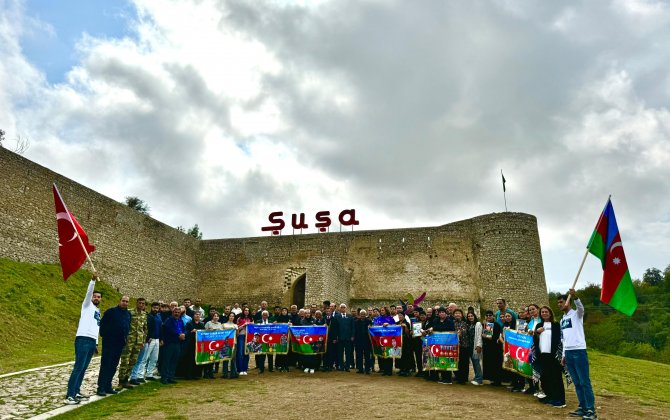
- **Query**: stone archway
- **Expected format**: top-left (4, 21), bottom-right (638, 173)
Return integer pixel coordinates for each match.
top-left (291, 273), bottom-right (306, 308)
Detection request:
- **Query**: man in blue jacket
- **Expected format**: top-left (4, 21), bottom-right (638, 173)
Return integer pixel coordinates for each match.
top-left (96, 296), bottom-right (131, 396)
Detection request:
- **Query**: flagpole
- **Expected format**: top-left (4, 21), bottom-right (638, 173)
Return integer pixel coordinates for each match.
top-left (501, 169), bottom-right (508, 212)
top-left (565, 248), bottom-right (589, 307)
top-left (75, 233), bottom-right (97, 274)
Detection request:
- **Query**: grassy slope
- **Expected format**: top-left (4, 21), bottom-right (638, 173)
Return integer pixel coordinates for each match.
top-left (0, 258), bottom-right (121, 374)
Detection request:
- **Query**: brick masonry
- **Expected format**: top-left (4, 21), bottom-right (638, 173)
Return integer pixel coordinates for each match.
top-left (0, 147), bottom-right (548, 313)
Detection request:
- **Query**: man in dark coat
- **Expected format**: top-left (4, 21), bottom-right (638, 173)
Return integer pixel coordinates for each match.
top-left (96, 296), bottom-right (131, 395)
top-left (333, 303), bottom-right (355, 371)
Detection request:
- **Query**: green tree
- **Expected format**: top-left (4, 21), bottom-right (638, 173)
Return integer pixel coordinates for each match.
top-left (0, 128), bottom-right (5, 147)
top-left (643, 268), bottom-right (663, 286)
top-left (125, 196), bottom-right (150, 215)
top-left (177, 224), bottom-right (203, 239)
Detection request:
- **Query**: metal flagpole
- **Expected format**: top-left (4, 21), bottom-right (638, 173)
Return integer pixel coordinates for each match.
top-left (501, 169), bottom-right (508, 212)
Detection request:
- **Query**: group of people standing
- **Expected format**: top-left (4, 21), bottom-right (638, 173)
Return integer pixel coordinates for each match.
top-left (64, 274), bottom-right (597, 420)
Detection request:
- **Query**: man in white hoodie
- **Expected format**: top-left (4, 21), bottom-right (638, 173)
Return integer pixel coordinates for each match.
top-left (65, 272), bottom-right (101, 405)
top-left (558, 289), bottom-right (596, 420)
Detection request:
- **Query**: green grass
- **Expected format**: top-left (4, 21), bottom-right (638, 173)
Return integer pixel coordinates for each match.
top-left (54, 380), bottom-right (247, 419)
top-left (589, 350), bottom-right (670, 406)
top-left (0, 258), bottom-right (122, 374)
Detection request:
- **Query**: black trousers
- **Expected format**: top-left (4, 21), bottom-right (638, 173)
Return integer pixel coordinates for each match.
top-left (97, 343), bottom-right (124, 392)
top-left (429, 370), bottom-right (452, 382)
top-left (324, 340), bottom-right (337, 369)
top-left (255, 354), bottom-right (273, 372)
top-left (338, 340), bottom-right (353, 370)
top-left (354, 342), bottom-right (371, 372)
top-left (539, 353), bottom-right (566, 403)
top-left (160, 342), bottom-right (181, 382)
top-left (412, 337), bottom-right (423, 372)
top-left (456, 346), bottom-right (472, 383)
top-left (379, 357), bottom-right (393, 375)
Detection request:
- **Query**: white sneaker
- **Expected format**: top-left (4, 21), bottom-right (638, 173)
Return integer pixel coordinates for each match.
top-left (65, 396), bottom-right (80, 405)
top-left (536, 392), bottom-right (546, 399)
top-left (304, 368), bottom-right (309, 373)
top-left (471, 380), bottom-right (481, 386)
top-left (309, 369), bottom-right (315, 374)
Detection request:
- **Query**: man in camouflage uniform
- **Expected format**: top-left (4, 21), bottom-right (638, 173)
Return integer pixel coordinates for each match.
top-left (118, 298), bottom-right (148, 389)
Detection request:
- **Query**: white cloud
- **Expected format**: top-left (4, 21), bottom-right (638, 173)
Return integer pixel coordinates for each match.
top-left (1, 0), bottom-right (669, 290)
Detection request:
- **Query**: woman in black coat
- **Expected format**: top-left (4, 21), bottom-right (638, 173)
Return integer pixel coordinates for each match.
top-left (533, 306), bottom-right (566, 407)
top-left (481, 310), bottom-right (503, 385)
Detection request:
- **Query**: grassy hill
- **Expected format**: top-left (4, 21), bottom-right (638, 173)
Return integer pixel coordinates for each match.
top-left (0, 258), bottom-right (122, 374)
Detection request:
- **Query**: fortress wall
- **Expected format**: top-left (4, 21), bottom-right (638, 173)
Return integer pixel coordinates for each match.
top-left (1, 147), bottom-right (548, 312)
top-left (0, 148), bottom-right (199, 300)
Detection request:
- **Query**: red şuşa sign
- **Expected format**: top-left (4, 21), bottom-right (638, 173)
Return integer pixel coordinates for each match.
top-left (261, 209), bottom-right (359, 235)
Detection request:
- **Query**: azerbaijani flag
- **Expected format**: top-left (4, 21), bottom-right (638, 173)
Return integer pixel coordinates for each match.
top-left (245, 323), bottom-right (290, 354)
top-left (289, 325), bottom-right (327, 354)
top-left (504, 329), bottom-right (533, 377)
top-left (195, 329), bottom-right (236, 364)
top-left (422, 332), bottom-right (458, 371)
top-left (587, 199), bottom-right (638, 316)
top-left (368, 325), bottom-right (402, 358)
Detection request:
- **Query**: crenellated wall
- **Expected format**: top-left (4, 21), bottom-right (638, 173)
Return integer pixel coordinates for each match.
top-left (1, 147), bottom-right (548, 312)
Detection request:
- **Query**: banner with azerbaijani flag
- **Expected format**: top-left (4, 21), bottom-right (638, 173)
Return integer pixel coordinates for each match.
top-left (503, 328), bottom-right (533, 378)
top-left (289, 325), bottom-right (327, 354)
top-left (369, 325), bottom-right (403, 358)
top-left (422, 332), bottom-right (459, 371)
top-left (245, 323), bottom-right (289, 355)
top-left (195, 329), bottom-right (236, 365)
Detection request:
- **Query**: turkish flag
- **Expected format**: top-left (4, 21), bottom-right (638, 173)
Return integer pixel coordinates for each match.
top-left (53, 184), bottom-right (95, 281)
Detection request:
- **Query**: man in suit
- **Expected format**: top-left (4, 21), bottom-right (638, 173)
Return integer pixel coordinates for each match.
top-left (334, 303), bottom-right (355, 371)
top-left (255, 310), bottom-right (274, 373)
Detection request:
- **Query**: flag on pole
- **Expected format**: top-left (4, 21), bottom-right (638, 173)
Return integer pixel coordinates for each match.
top-left (53, 184), bottom-right (95, 281)
top-left (587, 198), bottom-right (637, 316)
top-left (501, 171), bottom-right (506, 192)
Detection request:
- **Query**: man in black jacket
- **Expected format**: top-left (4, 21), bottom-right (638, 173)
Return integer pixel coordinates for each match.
top-left (334, 303), bottom-right (355, 371)
top-left (96, 296), bottom-right (131, 396)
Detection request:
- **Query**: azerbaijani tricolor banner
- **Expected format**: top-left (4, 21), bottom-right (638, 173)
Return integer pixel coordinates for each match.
top-left (245, 323), bottom-right (289, 355)
top-left (503, 328), bottom-right (533, 378)
top-left (587, 198), bottom-right (637, 316)
top-left (369, 325), bottom-right (403, 358)
top-left (422, 332), bottom-right (458, 371)
top-left (195, 329), bottom-right (236, 365)
top-left (289, 325), bottom-right (327, 354)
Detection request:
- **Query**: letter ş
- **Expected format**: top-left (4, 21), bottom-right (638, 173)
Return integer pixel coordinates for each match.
top-left (262, 209), bottom-right (359, 234)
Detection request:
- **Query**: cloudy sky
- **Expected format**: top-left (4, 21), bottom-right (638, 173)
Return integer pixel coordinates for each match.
top-left (1, 0), bottom-right (669, 292)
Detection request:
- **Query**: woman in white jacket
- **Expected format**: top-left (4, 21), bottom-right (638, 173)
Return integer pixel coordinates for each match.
top-left (467, 312), bottom-right (484, 385)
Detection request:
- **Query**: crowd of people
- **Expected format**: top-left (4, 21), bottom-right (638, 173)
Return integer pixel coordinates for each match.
top-left (64, 273), bottom-right (598, 420)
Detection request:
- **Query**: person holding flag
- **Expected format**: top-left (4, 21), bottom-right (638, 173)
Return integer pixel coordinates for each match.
top-left (64, 272), bottom-right (101, 405)
top-left (558, 290), bottom-right (595, 420)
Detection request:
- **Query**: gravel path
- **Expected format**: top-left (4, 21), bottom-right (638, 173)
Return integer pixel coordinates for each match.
top-left (0, 358), bottom-right (111, 419)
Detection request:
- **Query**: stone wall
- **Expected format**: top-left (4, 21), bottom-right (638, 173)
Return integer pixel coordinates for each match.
top-left (0, 147), bottom-right (548, 312)
top-left (0, 147), bottom-right (199, 300)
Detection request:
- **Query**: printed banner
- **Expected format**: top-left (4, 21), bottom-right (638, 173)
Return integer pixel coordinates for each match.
top-left (195, 329), bottom-right (236, 365)
top-left (289, 325), bottom-right (328, 354)
top-left (245, 323), bottom-right (290, 355)
top-left (482, 322), bottom-right (494, 339)
top-left (412, 322), bottom-right (423, 338)
top-left (503, 328), bottom-right (533, 378)
top-left (369, 325), bottom-right (403, 358)
top-left (422, 332), bottom-right (459, 371)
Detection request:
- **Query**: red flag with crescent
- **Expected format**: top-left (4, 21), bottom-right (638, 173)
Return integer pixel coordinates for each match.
top-left (53, 184), bottom-right (95, 281)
